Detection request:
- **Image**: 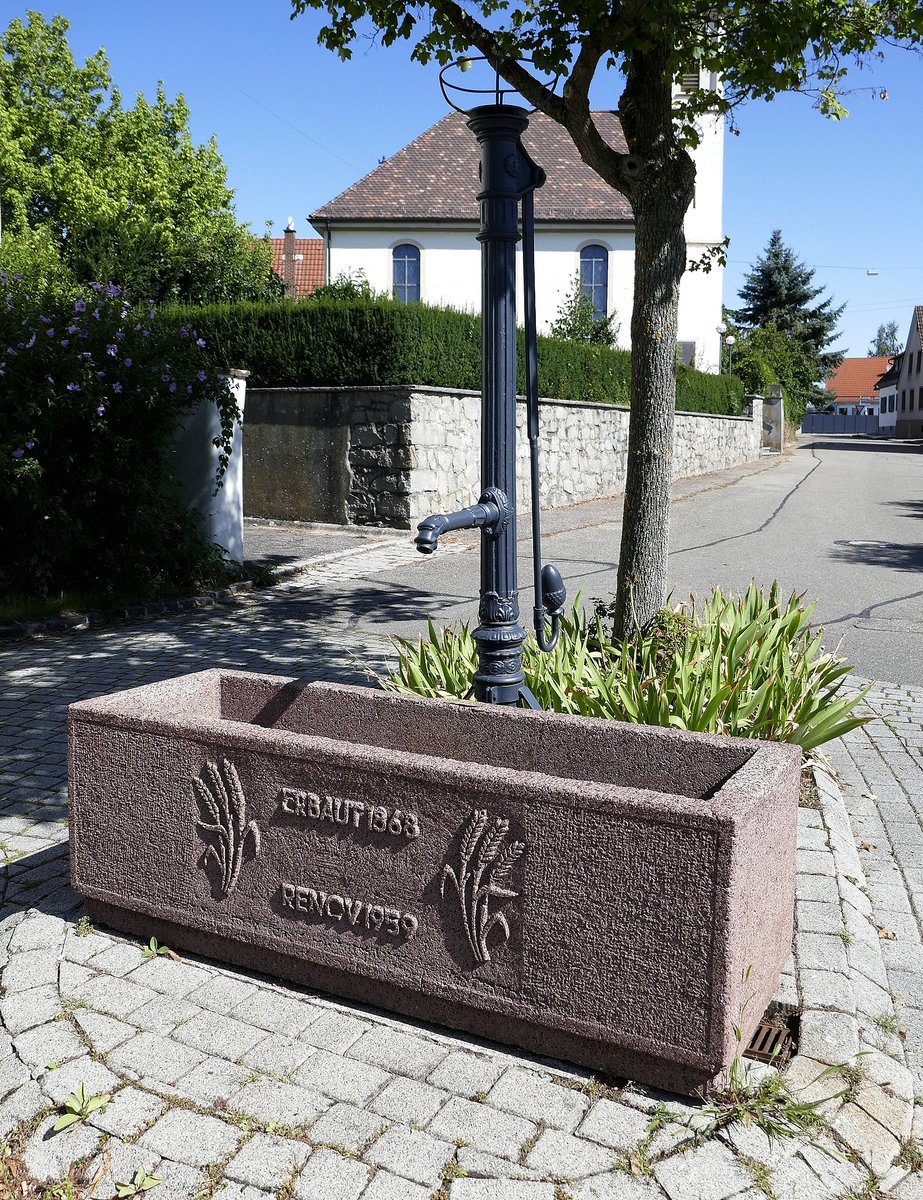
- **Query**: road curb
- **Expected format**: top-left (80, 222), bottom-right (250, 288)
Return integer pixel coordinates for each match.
top-left (781, 763), bottom-right (914, 1187)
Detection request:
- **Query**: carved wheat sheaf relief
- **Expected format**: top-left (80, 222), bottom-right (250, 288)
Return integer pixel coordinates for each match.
top-left (194, 758), bottom-right (260, 899)
top-left (440, 809), bottom-right (525, 965)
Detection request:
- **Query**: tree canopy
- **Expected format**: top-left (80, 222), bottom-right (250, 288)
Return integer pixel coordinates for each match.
top-left (0, 13), bottom-right (281, 305)
top-left (290, 0), bottom-right (923, 634)
top-left (868, 320), bottom-right (902, 357)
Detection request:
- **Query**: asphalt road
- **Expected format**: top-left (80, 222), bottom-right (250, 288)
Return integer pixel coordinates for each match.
top-left (344, 436), bottom-right (923, 686)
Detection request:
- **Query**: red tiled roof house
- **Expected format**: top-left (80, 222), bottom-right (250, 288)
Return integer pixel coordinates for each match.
top-left (269, 223), bottom-right (325, 299)
top-left (309, 77), bottom-right (726, 371)
top-left (824, 357), bottom-right (891, 416)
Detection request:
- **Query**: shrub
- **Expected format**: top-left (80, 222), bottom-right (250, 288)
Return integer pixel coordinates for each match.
top-left (0, 273), bottom-right (239, 599)
top-left (383, 583), bottom-right (870, 751)
top-left (161, 300), bottom-right (745, 415)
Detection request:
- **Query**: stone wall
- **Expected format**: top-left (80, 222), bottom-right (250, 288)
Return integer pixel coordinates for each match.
top-left (245, 385), bottom-right (762, 528)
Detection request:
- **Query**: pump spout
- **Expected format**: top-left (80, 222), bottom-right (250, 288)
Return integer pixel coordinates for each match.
top-left (414, 491), bottom-right (506, 555)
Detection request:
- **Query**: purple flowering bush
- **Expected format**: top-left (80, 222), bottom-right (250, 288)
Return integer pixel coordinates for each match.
top-left (0, 274), bottom-right (240, 599)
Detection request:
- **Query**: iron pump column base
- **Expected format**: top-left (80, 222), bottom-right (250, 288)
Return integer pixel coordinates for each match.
top-left (415, 100), bottom-right (561, 708)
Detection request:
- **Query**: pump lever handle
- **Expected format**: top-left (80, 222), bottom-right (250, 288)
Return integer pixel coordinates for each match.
top-left (533, 563), bottom-right (566, 652)
top-left (540, 564), bottom-right (566, 616)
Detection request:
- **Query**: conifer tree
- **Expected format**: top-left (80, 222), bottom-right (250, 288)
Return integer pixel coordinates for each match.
top-left (868, 321), bottom-right (902, 357)
top-left (734, 231), bottom-right (844, 373)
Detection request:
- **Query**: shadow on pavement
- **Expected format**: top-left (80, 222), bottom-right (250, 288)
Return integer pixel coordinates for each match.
top-left (829, 539), bottom-right (923, 574)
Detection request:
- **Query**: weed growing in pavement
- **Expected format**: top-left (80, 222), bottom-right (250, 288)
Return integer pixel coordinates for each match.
top-left (870, 1011), bottom-right (904, 1037)
top-left (53, 1083), bottom-right (110, 1131)
top-left (431, 1153), bottom-right (467, 1200)
top-left (115, 1167), bottom-right (162, 1196)
top-left (695, 1056), bottom-right (833, 1146)
top-left (739, 1154), bottom-right (775, 1197)
top-left (74, 915), bottom-right (93, 937)
top-left (518, 1121), bottom-right (545, 1164)
top-left (896, 1138), bottom-right (923, 1172)
top-left (141, 936), bottom-right (179, 961)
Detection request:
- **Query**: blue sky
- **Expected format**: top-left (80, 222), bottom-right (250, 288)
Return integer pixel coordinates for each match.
top-left (17, 1), bottom-right (923, 356)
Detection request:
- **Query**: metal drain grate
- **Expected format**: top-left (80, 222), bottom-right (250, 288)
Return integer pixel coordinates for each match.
top-left (744, 1017), bottom-right (795, 1066)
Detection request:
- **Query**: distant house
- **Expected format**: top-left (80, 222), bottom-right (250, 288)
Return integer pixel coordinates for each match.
top-left (309, 77), bottom-right (725, 372)
top-left (269, 222), bottom-right (325, 298)
top-left (824, 357), bottom-right (891, 417)
top-left (891, 305), bottom-right (923, 440)
top-left (875, 355), bottom-right (900, 436)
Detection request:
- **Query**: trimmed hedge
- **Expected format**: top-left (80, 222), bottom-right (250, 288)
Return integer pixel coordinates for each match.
top-left (161, 300), bottom-right (745, 416)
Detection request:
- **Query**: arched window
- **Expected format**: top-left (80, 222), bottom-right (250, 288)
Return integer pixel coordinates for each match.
top-left (579, 245), bottom-right (608, 321)
top-left (392, 244), bottom-right (420, 303)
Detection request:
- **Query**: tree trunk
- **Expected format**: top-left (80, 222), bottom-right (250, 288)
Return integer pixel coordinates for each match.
top-left (612, 47), bottom-right (696, 639)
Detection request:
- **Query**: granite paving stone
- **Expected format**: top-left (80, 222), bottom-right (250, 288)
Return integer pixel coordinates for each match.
top-left (108, 1030), bottom-right (207, 1085)
top-left (369, 1076), bottom-right (453, 1124)
top-left (832, 1099), bottom-right (903, 1175)
top-left (213, 1184), bottom-right (274, 1200)
top-left (130, 994), bottom-right (203, 1034)
top-left (652, 1139), bottom-right (755, 1200)
top-left (0, 984), bottom-right (62, 1033)
top-left (347, 1026), bottom-right (449, 1079)
top-left (448, 1182), bottom-right (557, 1199)
top-left (140, 1108), bottom-right (245, 1166)
top-left (0, 1051), bottom-right (30, 1096)
top-left (427, 1049), bottom-right (504, 1097)
top-left (72, 1008), bottom-right (137, 1053)
top-left (173, 1055), bottom-right (255, 1104)
top-left (300, 1009), bottom-right (371, 1052)
top-left (1, 949), bottom-right (59, 991)
top-left (293, 1147), bottom-right (369, 1200)
top-left (361, 1169), bottom-right (432, 1200)
top-left (305, 1099), bottom-right (388, 1152)
top-left (14, 1019), bottom-right (86, 1068)
top-left (22, 1113), bottom-right (103, 1183)
top-left (231, 989), bottom-right (320, 1034)
top-left (0, 1080), bottom-right (45, 1138)
top-left (224, 1131), bottom-right (311, 1188)
top-left (524, 1127), bottom-right (617, 1178)
top-left (571, 1177), bottom-right (670, 1199)
top-left (241, 1032), bottom-right (318, 1078)
top-left (39, 1054), bottom-right (119, 1105)
top-left (145, 1159), bottom-right (208, 1200)
top-left (576, 1099), bottom-right (652, 1150)
top-left (173, 1010), bottom-right (268, 1060)
top-left (768, 1151), bottom-right (840, 1200)
top-left (429, 1095), bottom-right (537, 1159)
top-left (366, 1123), bottom-right (455, 1185)
top-left (88, 1084), bottom-right (167, 1137)
top-left (455, 1148), bottom-right (542, 1180)
top-left (186, 975), bottom-right (261, 1015)
top-left (485, 1066), bottom-right (590, 1132)
top-left (294, 1045), bottom-right (391, 1102)
top-left (125, 956), bottom-right (215, 996)
top-left (85, 942), bottom-right (147, 976)
top-left (74, 973), bottom-right (161, 1019)
top-left (85, 1141), bottom-right (160, 1200)
top-left (227, 1078), bottom-right (331, 1128)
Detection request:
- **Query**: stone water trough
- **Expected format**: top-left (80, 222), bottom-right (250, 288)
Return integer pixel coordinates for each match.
top-left (68, 668), bottom-right (800, 1095)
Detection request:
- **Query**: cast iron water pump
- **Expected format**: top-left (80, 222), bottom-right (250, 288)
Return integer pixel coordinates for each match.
top-left (414, 65), bottom-right (565, 707)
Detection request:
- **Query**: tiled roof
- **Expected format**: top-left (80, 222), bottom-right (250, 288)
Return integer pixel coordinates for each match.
top-left (824, 357), bottom-right (892, 402)
top-left (311, 110), bottom-right (632, 224)
top-left (914, 304), bottom-right (923, 343)
top-left (269, 237), bottom-right (325, 298)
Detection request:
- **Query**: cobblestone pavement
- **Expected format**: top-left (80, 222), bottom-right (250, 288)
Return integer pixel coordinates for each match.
top-left (0, 554), bottom-right (921, 1198)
